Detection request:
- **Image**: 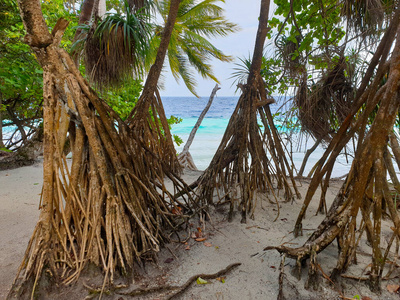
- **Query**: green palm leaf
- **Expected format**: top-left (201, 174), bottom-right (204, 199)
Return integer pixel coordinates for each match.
top-left (83, 0), bottom-right (151, 89)
top-left (150, 0), bottom-right (239, 95)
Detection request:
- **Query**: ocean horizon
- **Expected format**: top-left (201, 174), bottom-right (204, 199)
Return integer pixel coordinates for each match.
top-left (2, 95), bottom-right (354, 178)
top-left (162, 96), bottom-right (353, 177)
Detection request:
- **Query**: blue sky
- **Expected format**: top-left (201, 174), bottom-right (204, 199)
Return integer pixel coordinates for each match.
top-left (160, 1), bottom-right (271, 97)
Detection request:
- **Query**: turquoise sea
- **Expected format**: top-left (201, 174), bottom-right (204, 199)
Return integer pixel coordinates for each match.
top-left (2, 96), bottom-right (354, 177)
top-left (162, 96), bottom-right (353, 177)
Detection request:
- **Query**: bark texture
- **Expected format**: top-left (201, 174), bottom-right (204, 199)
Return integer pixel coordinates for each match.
top-left (178, 84), bottom-right (220, 170)
top-left (195, 0), bottom-right (300, 223)
top-left (9, 0), bottom-right (188, 298)
top-left (267, 9), bottom-right (400, 292)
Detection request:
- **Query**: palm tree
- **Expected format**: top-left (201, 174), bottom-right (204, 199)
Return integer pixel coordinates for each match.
top-left (146, 0), bottom-right (239, 96)
top-left (71, 0), bottom-right (152, 89)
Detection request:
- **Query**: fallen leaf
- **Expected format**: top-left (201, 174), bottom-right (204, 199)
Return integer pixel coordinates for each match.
top-left (361, 297), bottom-right (372, 300)
top-left (185, 245), bottom-right (190, 250)
top-left (387, 284), bottom-right (400, 293)
top-left (195, 237), bottom-right (206, 242)
top-left (216, 277), bottom-right (226, 283)
top-left (197, 227), bottom-right (202, 233)
top-left (203, 242), bottom-right (212, 247)
top-left (172, 207), bottom-right (182, 215)
top-left (196, 277), bottom-right (208, 284)
top-left (164, 258), bottom-right (173, 263)
top-left (191, 233), bottom-right (197, 239)
top-left (270, 266), bottom-right (276, 269)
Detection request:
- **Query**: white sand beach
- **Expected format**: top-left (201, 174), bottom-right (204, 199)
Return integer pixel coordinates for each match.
top-left (0, 158), bottom-right (398, 299)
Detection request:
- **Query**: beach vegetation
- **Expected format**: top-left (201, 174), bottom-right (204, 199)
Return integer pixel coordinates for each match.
top-left (6, 1), bottom-right (195, 298)
top-left (4, 0), bottom-right (400, 298)
top-left (264, 0), bottom-right (400, 295)
top-left (146, 0), bottom-right (239, 96)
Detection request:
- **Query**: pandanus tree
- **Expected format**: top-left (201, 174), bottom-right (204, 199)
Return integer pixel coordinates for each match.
top-left (266, 0), bottom-right (400, 294)
top-left (73, 0), bottom-right (152, 89)
top-left (72, 0), bottom-right (238, 96)
top-left (194, 0), bottom-right (300, 223)
top-left (8, 0), bottom-right (192, 298)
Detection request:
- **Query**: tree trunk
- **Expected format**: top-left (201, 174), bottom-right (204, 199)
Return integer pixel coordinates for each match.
top-left (298, 136), bottom-right (323, 177)
top-left (268, 13), bottom-right (400, 292)
top-left (72, 0), bottom-right (95, 65)
top-left (0, 97), bottom-right (4, 148)
top-left (127, 0), bottom-right (182, 174)
top-left (178, 84), bottom-right (220, 170)
top-left (97, 0), bottom-right (106, 18)
top-left (293, 11), bottom-right (400, 236)
top-left (195, 0), bottom-right (299, 224)
top-left (74, 0), bottom-right (95, 40)
top-left (9, 0), bottom-right (189, 298)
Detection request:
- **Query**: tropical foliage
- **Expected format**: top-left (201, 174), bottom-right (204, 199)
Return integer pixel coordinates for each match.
top-left (0, 0), bottom-right (78, 148)
top-left (147, 0), bottom-right (239, 96)
top-left (77, 0), bottom-right (152, 89)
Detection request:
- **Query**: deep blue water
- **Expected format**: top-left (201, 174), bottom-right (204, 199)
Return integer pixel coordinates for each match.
top-left (162, 96), bottom-right (284, 119)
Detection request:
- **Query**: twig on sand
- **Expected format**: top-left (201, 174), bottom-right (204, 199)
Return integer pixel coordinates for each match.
top-left (277, 254), bottom-right (286, 300)
top-left (113, 262), bottom-right (241, 299)
top-left (166, 262), bottom-right (241, 299)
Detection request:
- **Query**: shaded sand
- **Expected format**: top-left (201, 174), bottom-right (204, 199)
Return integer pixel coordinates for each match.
top-left (0, 159), bottom-right (43, 299)
top-left (0, 160), bottom-right (398, 299)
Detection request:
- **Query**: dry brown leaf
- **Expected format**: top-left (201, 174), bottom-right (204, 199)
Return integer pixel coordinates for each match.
top-left (164, 258), bottom-right (173, 263)
top-left (185, 245), bottom-right (190, 250)
top-left (172, 207), bottom-right (182, 215)
top-left (361, 297), bottom-right (372, 300)
top-left (203, 242), bottom-right (212, 247)
top-left (387, 284), bottom-right (400, 293)
top-left (195, 237), bottom-right (206, 242)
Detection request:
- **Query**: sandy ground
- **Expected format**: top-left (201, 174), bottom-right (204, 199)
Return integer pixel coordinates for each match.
top-left (1, 159), bottom-right (399, 299)
top-left (0, 159), bottom-right (43, 299)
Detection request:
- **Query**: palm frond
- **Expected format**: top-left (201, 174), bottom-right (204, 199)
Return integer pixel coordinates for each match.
top-left (168, 51), bottom-right (198, 96)
top-left (149, 0), bottom-right (239, 95)
top-left (230, 56), bottom-right (252, 86)
top-left (84, 0), bottom-right (151, 90)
